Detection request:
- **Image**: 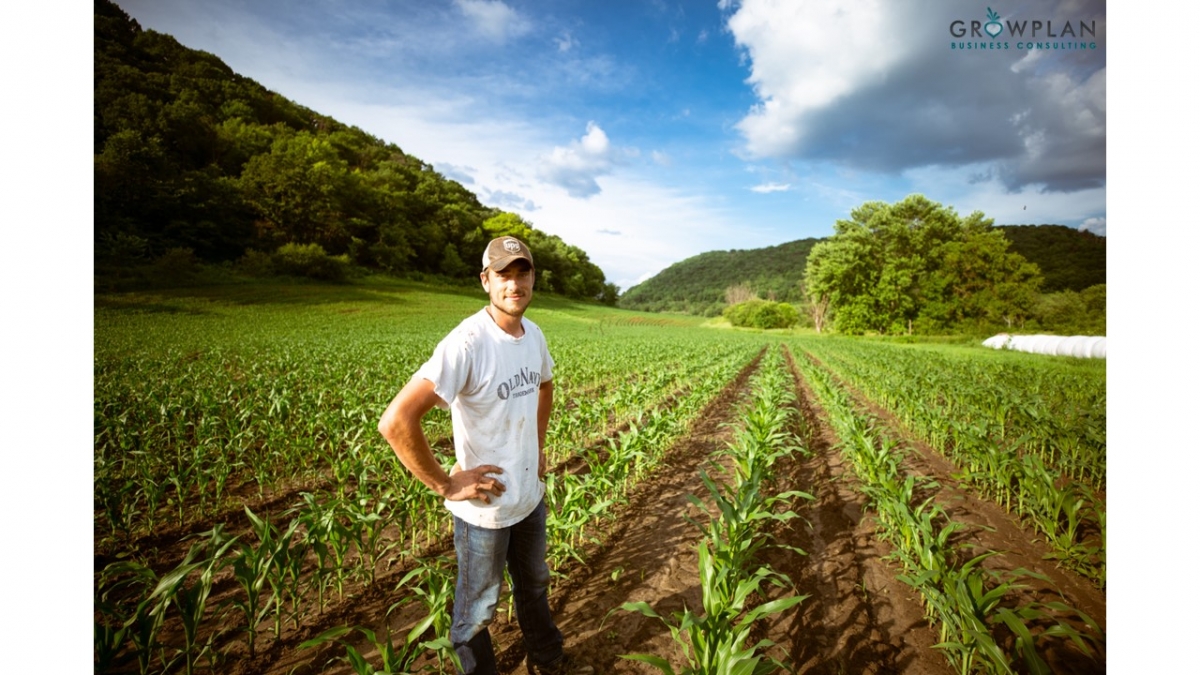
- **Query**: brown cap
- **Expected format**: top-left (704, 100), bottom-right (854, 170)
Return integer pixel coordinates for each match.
top-left (481, 236), bottom-right (535, 272)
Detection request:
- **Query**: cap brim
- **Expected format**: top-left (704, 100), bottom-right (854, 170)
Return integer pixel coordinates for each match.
top-left (485, 255), bottom-right (533, 271)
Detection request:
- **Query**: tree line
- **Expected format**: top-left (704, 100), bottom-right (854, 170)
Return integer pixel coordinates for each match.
top-left (621, 196), bottom-right (1104, 335)
top-left (802, 196), bottom-right (1105, 335)
top-left (94, 0), bottom-right (617, 303)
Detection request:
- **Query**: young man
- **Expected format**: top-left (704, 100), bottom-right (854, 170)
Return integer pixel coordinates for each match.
top-left (377, 237), bottom-right (591, 675)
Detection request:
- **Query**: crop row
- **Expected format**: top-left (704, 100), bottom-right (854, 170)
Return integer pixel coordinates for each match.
top-left (790, 347), bottom-right (1103, 674)
top-left (791, 338), bottom-right (1105, 585)
top-left (620, 344), bottom-right (812, 673)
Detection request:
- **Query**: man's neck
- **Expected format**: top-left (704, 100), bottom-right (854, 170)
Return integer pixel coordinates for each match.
top-left (486, 305), bottom-right (525, 337)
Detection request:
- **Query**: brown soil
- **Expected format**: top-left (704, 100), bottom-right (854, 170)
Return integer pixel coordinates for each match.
top-left (100, 344), bottom-right (1105, 674)
top-left (473, 347), bottom-right (956, 674)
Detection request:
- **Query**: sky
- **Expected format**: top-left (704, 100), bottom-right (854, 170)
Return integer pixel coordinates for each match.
top-left (6, 3), bottom-right (1200, 671)
top-left (113, 0), bottom-right (1107, 292)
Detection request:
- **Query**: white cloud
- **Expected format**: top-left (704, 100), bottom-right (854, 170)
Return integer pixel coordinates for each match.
top-left (555, 30), bottom-right (578, 52)
top-left (454, 0), bottom-right (532, 43)
top-left (536, 122), bottom-right (631, 198)
top-left (1079, 217), bottom-right (1106, 236)
top-left (750, 182), bottom-right (791, 193)
top-left (727, 0), bottom-right (907, 158)
top-left (725, 0), bottom-right (1106, 193)
top-left (520, 174), bottom-right (760, 292)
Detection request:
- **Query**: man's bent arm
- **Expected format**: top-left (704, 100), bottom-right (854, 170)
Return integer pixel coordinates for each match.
top-left (378, 378), bottom-right (505, 502)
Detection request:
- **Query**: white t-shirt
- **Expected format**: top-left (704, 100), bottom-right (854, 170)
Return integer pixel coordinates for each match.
top-left (413, 307), bottom-right (555, 528)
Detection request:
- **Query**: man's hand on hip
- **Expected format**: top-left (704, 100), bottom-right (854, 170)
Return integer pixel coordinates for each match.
top-left (441, 464), bottom-right (506, 502)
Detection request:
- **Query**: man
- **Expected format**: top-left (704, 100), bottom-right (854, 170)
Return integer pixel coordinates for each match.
top-left (377, 236), bottom-right (591, 675)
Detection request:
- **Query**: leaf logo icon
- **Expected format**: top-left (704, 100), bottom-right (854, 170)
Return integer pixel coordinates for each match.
top-left (984, 7), bottom-right (1003, 38)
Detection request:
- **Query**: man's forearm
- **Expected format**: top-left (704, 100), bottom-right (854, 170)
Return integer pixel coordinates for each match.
top-left (378, 380), bottom-right (451, 496)
top-left (381, 419), bottom-right (451, 496)
top-left (537, 380), bottom-right (554, 450)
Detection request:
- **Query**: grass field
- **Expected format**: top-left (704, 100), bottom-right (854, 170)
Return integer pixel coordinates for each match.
top-left (94, 278), bottom-right (1106, 674)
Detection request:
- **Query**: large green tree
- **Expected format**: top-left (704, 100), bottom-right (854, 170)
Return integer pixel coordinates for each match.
top-left (804, 195), bottom-right (1042, 335)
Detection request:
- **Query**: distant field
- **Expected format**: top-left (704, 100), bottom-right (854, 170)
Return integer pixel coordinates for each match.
top-left (94, 279), bottom-right (1106, 674)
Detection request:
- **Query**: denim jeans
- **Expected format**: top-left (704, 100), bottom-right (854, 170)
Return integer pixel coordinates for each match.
top-left (451, 498), bottom-right (563, 674)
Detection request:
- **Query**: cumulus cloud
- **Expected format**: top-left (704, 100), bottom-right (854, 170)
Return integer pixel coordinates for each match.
top-left (537, 122), bottom-right (632, 198)
top-left (1079, 216), bottom-right (1106, 236)
top-left (454, 0), bottom-right (532, 43)
top-left (724, 0), bottom-right (1106, 193)
top-left (750, 182), bottom-right (791, 193)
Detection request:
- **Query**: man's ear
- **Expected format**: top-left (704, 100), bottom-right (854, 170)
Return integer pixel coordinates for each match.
top-left (480, 270), bottom-right (489, 291)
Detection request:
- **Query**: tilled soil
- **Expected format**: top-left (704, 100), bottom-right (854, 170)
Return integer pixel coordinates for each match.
top-left (480, 349), bottom-right (956, 674)
top-left (476, 344), bottom-right (1105, 674)
top-left (781, 346), bottom-right (1106, 673)
top-left (105, 344), bottom-right (1105, 674)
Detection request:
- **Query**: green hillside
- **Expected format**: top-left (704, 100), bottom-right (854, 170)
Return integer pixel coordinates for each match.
top-left (94, 0), bottom-right (616, 302)
top-left (619, 225), bottom-right (1104, 317)
top-left (618, 238), bottom-right (822, 316)
top-left (996, 225), bottom-right (1107, 292)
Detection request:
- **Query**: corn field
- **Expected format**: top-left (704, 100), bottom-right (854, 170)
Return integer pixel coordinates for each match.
top-left (94, 283), bottom-right (1106, 674)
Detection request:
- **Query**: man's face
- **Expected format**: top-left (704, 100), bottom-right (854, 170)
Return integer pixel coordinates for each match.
top-left (481, 260), bottom-right (535, 318)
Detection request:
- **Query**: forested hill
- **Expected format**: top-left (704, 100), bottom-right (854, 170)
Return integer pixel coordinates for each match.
top-left (94, 0), bottom-right (616, 301)
top-left (995, 225), bottom-right (1106, 293)
top-left (619, 225), bottom-right (1104, 316)
top-left (618, 238), bottom-right (822, 316)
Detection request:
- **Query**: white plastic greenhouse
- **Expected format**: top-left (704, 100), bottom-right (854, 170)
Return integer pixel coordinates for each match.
top-left (982, 334), bottom-right (1106, 358)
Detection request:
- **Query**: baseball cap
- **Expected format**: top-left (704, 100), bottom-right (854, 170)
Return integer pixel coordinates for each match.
top-left (482, 237), bottom-right (535, 272)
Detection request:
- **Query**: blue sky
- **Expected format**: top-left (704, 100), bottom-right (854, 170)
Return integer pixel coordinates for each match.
top-left (114, 0), bottom-right (1107, 292)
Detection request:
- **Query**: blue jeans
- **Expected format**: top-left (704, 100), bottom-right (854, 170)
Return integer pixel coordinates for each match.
top-left (451, 498), bottom-right (563, 674)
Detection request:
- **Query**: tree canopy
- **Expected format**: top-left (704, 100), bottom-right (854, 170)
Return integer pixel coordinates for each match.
top-left (804, 195), bottom-right (1043, 335)
top-left (94, 0), bottom-right (616, 303)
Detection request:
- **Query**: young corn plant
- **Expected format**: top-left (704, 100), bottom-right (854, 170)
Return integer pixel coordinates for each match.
top-left (344, 481), bottom-right (398, 586)
top-left (148, 525), bottom-right (239, 675)
top-left (619, 540), bottom-right (806, 675)
top-left (95, 559), bottom-right (164, 675)
top-left (299, 604), bottom-right (461, 675)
